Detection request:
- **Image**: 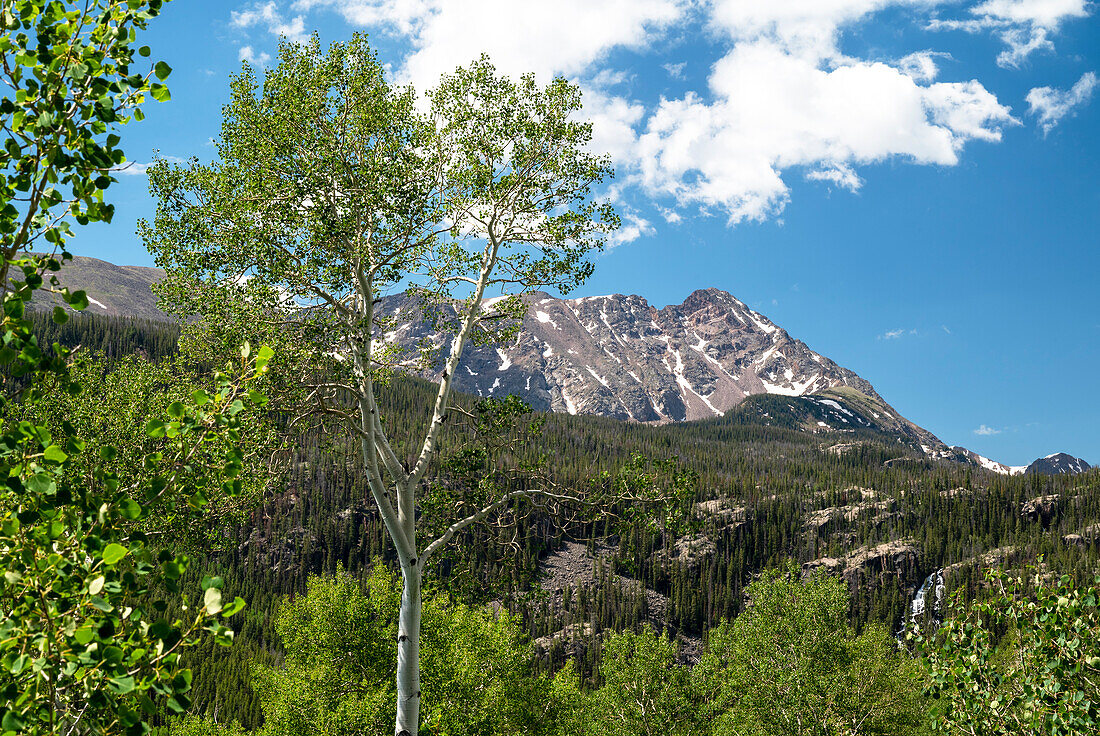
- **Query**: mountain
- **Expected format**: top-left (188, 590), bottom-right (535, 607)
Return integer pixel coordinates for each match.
top-left (24, 258), bottom-right (1090, 475)
top-left (948, 447), bottom-right (1027, 476)
top-left (384, 288), bottom-right (883, 422)
top-left (948, 448), bottom-right (1093, 477)
top-left (380, 289), bottom-right (1100, 474)
top-left (26, 255), bottom-right (168, 321)
top-left (1025, 453), bottom-right (1092, 476)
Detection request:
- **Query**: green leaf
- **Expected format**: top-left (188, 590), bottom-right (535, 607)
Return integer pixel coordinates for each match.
top-left (191, 388), bottom-right (210, 406)
top-left (150, 83), bottom-right (170, 102)
top-left (51, 305), bottom-right (69, 324)
top-left (102, 543), bottom-right (128, 565)
top-left (89, 576), bottom-right (105, 595)
top-left (67, 289), bottom-right (89, 310)
top-left (2, 710), bottom-right (25, 731)
top-left (43, 444), bottom-right (68, 463)
top-left (26, 473), bottom-right (56, 495)
top-left (149, 620), bottom-right (174, 639)
top-left (110, 675), bottom-right (136, 694)
top-left (221, 596), bottom-right (246, 618)
top-left (255, 344), bottom-right (274, 371)
top-left (9, 653), bottom-right (29, 674)
top-left (203, 587), bottom-right (223, 616)
top-left (117, 498), bottom-right (142, 520)
top-left (74, 626), bottom-right (95, 645)
top-left (200, 575), bottom-right (223, 590)
top-left (154, 60), bottom-right (171, 80)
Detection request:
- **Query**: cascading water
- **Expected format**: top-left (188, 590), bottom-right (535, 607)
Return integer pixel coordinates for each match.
top-left (899, 568), bottom-right (945, 637)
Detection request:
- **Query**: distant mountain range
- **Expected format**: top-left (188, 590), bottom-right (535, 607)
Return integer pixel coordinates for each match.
top-left (30, 256), bottom-right (1092, 476)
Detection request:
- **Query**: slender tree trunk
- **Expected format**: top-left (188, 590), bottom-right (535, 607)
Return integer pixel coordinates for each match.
top-left (395, 558), bottom-right (422, 736)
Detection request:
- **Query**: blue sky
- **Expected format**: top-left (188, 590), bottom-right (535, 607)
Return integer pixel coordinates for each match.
top-left (80, 0), bottom-right (1098, 467)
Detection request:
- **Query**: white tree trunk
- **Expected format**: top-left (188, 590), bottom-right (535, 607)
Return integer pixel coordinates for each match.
top-left (394, 559), bottom-right (422, 736)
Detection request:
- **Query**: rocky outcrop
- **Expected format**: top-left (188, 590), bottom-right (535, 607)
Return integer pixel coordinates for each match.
top-left (803, 492), bottom-right (896, 536)
top-left (1064, 523), bottom-right (1100, 548)
top-left (803, 540), bottom-right (922, 592)
top-left (1021, 494), bottom-right (1063, 525)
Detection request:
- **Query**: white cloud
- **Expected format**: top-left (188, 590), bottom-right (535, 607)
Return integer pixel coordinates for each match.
top-left (806, 163), bottom-right (863, 191)
top-left (290, 0), bottom-right (435, 36)
top-left (897, 50), bottom-right (947, 82)
top-left (231, 1), bottom-right (311, 44)
top-left (973, 0), bottom-right (1088, 28)
top-left (659, 206), bottom-right (683, 224)
top-left (708, 1), bottom-right (944, 63)
top-left (634, 39), bottom-right (1015, 222)
top-left (295, 0), bottom-right (687, 90)
top-left (112, 155), bottom-right (186, 176)
top-left (607, 209), bottom-right (656, 248)
top-left (256, 0), bottom-right (1035, 229)
top-left (663, 61), bottom-right (687, 79)
top-left (974, 424), bottom-right (1002, 435)
top-left (238, 45), bottom-right (272, 67)
top-left (114, 162), bottom-right (150, 176)
top-left (879, 328), bottom-right (906, 339)
top-left (1027, 71), bottom-right (1098, 133)
top-left (928, 0), bottom-right (1091, 68)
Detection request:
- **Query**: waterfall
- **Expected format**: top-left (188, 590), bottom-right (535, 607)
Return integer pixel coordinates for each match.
top-left (899, 568), bottom-right (945, 636)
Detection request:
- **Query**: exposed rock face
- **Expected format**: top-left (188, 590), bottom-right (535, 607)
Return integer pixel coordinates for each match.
top-left (803, 540), bottom-right (922, 592)
top-left (948, 446), bottom-right (1026, 475)
top-left (1025, 453), bottom-right (1092, 476)
top-left (1021, 494), bottom-right (1063, 525)
top-left (380, 289), bottom-right (882, 422)
top-left (944, 546), bottom-right (1022, 576)
top-left (1064, 523), bottom-right (1100, 548)
top-left (803, 497), bottom-right (895, 534)
top-left (534, 540), bottom-right (702, 663)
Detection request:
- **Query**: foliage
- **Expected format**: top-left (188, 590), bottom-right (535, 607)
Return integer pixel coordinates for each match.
top-left (583, 627), bottom-right (698, 736)
top-left (917, 566), bottom-right (1100, 735)
top-left (238, 565), bottom-right (550, 736)
top-left (0, 334), bottom-right (271, 734)
top-left (1, 0), bottom-right (172, 271)
top-left (75, 320), bottom-right (1100, 729)
top-left (14, 351), bottom-right (279, 550)
top-left (0, 2), bottom-right (273, 733)
top-left (695, 566), bottom-right (926, 736)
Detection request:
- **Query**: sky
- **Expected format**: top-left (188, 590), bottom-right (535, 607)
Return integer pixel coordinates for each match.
top-left (77, 0), bottom-right (1099, 467)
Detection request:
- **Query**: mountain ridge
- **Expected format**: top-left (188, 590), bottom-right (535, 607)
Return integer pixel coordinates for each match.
top-left (27, 256), bottom-right (1089, 474)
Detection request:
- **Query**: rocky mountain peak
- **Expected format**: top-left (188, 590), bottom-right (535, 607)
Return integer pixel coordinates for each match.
top-left (1025, 453), bottom-right (1092, 476)
top-left (383, 288), bottom-right (883, 423)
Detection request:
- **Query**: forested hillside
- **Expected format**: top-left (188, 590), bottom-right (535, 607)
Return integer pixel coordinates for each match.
top-left (45, 315), bottom-right (1100, 731)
